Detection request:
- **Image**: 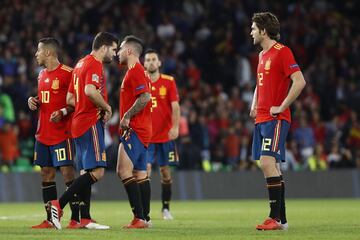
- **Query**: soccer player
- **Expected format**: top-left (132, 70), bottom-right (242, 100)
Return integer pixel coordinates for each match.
top-left (117, 35), bottom-right (152, 229)
top-left (47, 32), bottom-right (118, 230)
top-left (250, 12), bottom-right (306, 230)
top-left (144, 49), bottom-right (180, 220)
top-left (28, 38), bottom-right (80, 229)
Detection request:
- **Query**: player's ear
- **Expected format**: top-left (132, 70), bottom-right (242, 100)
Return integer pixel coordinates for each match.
top-left (127, 48), bottom-right (132, 55)
top-left (158, 60), bottom-right (162, 68)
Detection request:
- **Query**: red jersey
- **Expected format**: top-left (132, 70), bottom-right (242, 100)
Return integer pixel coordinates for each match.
top-left (69, 55), bottom-right (107, 138)
top-left (150, 74), bottom-right (179, 143)
top-left (36, 64), bottom-right (73, 145)
top-left (119, 62), bottom-right (152, 146)
top-left (256, 42), bottom-right (301, 124)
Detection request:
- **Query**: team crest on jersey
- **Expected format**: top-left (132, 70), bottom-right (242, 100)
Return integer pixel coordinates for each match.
top-left (51, 79), bottom-right (60, 90)
top-left (265, 59), bottom-right (271, 71)
top-left (159, 85), bottom-right (167, 98)
top-left (92, 74), bottom-right (99, 83)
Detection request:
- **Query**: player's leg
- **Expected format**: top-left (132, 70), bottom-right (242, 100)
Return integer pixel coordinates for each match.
top-left (48, 122), bottom-right (106, 229)
top-left (254, 121), bottom-right (282, 230)
top-left (146, 143), bottom-right (156, 178)
top-left (117, 143), bottom-right (146, 225)
top-left (134, 150), bottom-right (151, 223)
top-left (159, 141), bottom-right (177, 220)
top-left (50, 139), bottom-right (80, 227)
top-left (78, 169), bottom-right (92, 220)
top-left (276, 121), bottom-right (290, 230)
top-left (32, 141), bottom-right (56, 228)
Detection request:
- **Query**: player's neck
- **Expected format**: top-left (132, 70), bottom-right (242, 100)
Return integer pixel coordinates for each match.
top-left (149, 71), bottom-right (160, 82)
top-left (90, 51), bottom-right (103, 63)
top-left (45, 58), bottom-right (60, 71)
top-left (126, 56), bottom-right (139, 69)
top-left (261, 39), bottom-right (277, 52)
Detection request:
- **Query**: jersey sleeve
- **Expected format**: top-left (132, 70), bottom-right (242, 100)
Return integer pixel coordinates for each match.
top-left (281, 47), bottom-right (301, 77)
top-left (169, 79), bottom-right (179, 102)
top-left (130, 67), bottom-right (150, 97)
top-left (85, 62), bottom-right (102, 89)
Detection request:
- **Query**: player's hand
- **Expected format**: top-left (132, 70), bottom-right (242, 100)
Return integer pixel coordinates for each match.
top-left (249, 108), bottom-right (257, 119)
top-left (168, 126), bottom-right (179, 140)
top-left (270, 106), bottom-right (283, 117)
top-left (120, 115), bottom-right (130, 130)
top-left (28, 96), bottom-right (39, 111)
top-left (50, 110), bottom-right (64, 122)
top-left (102, 105), bottom-right (112, 123)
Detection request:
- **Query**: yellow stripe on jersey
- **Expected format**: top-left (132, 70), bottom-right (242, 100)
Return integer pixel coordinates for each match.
top-left (161, 74), bottom-right (174, 81)
top-left (61, 65), bottom-right (73, 72)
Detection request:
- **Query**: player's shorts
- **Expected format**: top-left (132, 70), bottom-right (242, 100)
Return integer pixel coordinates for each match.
top-left (252, 119), bottom-right (290, 162)
top-left (147, 141), bottom-right (179, 166)
top-left (34, 139), bottom-right (74, 168)
top-left (74, 121), bottom-right (107, 171)
top-left (119, 129), bottom-right (147, 171)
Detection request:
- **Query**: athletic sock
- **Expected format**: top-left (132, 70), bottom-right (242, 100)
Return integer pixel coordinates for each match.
top-left (138, 177), bottom-right (151, 221)
top-left (122, 176), bottom-right (144, 220)
top-left (42, 181), bottom-right (57, 221)
top-left (266, 176), bottom-right (282, 220)
top-left (66, 180), bottom-right (80, 222)
top-left (161, 179), bottom-right (172, 210)
top-left (59, 172), bottom-right (97, 209)
top-left (79, 184), bottom-right (92, 219)
top-left (279, 175), bottom-right (287, 224)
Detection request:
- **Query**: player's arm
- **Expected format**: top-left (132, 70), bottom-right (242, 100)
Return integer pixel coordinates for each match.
top-left (84, 84), bottom-right (112, 122)
top-left (66, 92), bottom-right (75, 107)
top-left (120, 92), bottom-right (151, 129)
top-left (168, 101), bottom-right (180, 140)
top-left (249, 86), bottom-right (257, 118)
top-left (28, 96), bottom-right (40, 111)
top-left (270, 71), bottom-right (306, 117)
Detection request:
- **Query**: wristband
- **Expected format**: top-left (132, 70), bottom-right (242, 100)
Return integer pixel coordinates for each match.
top-left (60, 108), bottom-right (68, 116)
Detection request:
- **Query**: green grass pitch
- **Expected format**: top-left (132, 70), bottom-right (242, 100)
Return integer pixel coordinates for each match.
top-left (0, 199), bottom-right (359, 240)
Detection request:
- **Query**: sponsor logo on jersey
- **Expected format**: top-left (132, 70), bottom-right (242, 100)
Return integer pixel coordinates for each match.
top-left (92, 74), bottom-right (99, 83)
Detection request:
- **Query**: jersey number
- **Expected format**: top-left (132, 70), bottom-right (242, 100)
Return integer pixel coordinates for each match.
top-left (151, 96), bottom-right (157, 112)
top-left (41, 91), bottom-right (50, 103)
top-left (258, 73), bottom-right (264, 86)
top-left (73, 74), bottom-right (80, 102)
top-left (55, 148), bottom-right (67, 161)
top-left (261, 138), bottom-right (272, 151)
top-left (169, 151), bottom-right (175, 162)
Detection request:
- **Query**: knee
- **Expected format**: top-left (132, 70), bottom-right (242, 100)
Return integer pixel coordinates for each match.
top-left (60, 166), bottom-right (75, 182)
top-left (160, 166), bottom-right (171, 181)
top-left (92, 167), bottom-right (105, 180)
top-left (41, 167), bottom-right (56, 182)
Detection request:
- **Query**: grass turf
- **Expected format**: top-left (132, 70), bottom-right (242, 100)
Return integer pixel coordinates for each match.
top-left (0, 199), bottom-right (359, 240)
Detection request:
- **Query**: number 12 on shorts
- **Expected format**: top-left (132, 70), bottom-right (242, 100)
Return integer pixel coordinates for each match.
top-left (261, 138), bottom-right (272, 151)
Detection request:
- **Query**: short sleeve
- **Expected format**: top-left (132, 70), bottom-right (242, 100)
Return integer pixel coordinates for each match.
top-left (131, 66), bottom-right (150, 97)
top-left (168, 79), bottom-right (179, 102)
top-left (85, 61), bottom-right (102, 89)
top-left (281, 47), bottom-right (301, 77)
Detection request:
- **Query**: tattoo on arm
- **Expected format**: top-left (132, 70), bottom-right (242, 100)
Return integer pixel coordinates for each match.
top-left (124, 92), bottom-right (151, 119)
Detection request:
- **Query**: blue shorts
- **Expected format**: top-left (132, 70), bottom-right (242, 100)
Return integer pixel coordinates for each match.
top-left (148, 141), bottom-right (179, 166)
top-left (34, 139), bottom-right (74, 168)
top-left (119, 130), bottom-right (147, 171)
top-left (74, 121), bottom-right (107, 171)
top-left (252, 120), bottom-right (290, 162)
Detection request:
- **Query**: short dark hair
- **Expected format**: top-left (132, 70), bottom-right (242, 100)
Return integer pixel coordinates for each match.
top-left (39, 37), bottom-right (60, 54)
top-left (122, 35), bottom-right (144, 56)
top-left (252, 12), bottom-right (280, 41)
top-left (92, 32), bottom-right (118, 51)
top-left (144, 48), bottom-right (158, 56)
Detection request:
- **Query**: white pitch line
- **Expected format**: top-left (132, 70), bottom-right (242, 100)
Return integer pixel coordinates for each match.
top-left (0, 214), bottom-right (42, 220)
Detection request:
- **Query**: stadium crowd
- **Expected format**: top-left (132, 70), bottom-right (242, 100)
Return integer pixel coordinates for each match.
top-left (0, 0), bottom-right (359, 172)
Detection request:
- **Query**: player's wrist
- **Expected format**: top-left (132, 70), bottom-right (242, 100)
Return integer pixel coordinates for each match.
top-left (60, 108), bottom-right (67, 116)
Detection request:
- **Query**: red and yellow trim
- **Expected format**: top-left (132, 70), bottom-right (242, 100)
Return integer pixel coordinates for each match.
top-left (272, 120), bottom-right (281, 152)
top-left (66, 139), bottom-right (72, 160)
top-left (91, 125), bottom-right (100, 162)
